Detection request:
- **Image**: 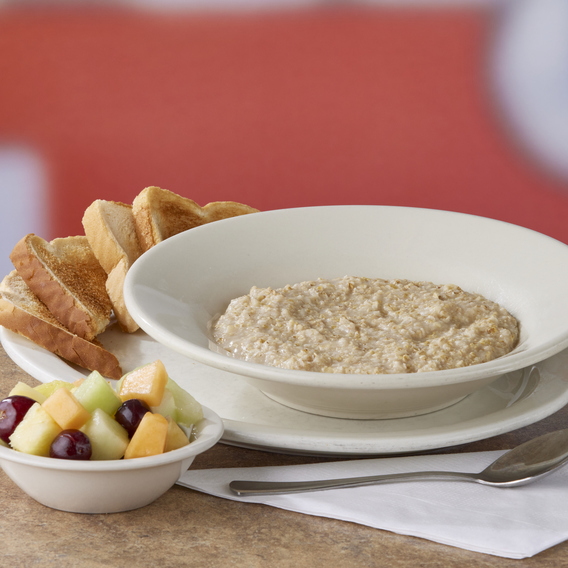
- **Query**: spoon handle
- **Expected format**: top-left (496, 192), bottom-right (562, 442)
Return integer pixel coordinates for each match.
top-left (229, 470), bottom-right (478, 496)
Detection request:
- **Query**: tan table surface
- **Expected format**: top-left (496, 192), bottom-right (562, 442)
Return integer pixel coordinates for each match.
top-left (1, 345), bottom-right (568, 568)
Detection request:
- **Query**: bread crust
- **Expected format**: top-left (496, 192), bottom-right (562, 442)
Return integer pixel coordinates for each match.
top-left (0, 272), bottom-right (122, 379)
top-left (106, 259), bottom-right (139, 333)
top-left (10, 234), bottom-right (112, 341)
top-left (202, 200), bottom-right (261, 222)
top-left (82, 200), bottom-right (143, 333)
top-left (132, 186), bottom-right (258, 251)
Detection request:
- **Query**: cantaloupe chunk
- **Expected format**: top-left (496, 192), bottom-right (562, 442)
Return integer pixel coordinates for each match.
top-left (124, 412), bottom-right (168, 459)
top-left (42, 387), bottom-right (91, 430)
top-left (119, 360), bottom-right (168, 407)
top-left (165, 417), bottom-right (190, 452)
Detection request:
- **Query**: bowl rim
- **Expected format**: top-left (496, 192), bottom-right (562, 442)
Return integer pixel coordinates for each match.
top-left (0, 405), bottom-right (224, 471)
top-left (124, 205), bottom-right (568, 389)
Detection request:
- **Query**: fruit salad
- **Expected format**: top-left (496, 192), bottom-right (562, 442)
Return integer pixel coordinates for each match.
top-left (0, 360), bottom-right (204, 460)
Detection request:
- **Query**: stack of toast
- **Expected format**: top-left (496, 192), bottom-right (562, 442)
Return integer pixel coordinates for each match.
top-left (0, 186), bottom-right (258, 379)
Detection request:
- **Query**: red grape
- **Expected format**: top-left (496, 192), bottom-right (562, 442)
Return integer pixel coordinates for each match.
top-left (0, 396), bottom-right (36, 444)
top-left (115, 399), bottom-right (150, 438)
top-left (50, 430), bottom-right (92, 460)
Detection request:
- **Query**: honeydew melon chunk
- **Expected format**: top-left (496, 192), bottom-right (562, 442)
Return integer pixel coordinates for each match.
top-left (124, 412), bottom-right (168, 459)
top-left (165, 417), bottom-right (190, 452)
top-left (150, 388), bottom-right (177, 420)
top-left (42, 388), bottom-right (91, 430)
top-left (166, 377), bottom-right (203, 428)
top-left (81, 408), bottom-right (129, 460)
top-left (9, 382), bottom-right (47, 404)
top-left (34, 380), bottom-right (73, 398)
top-left (119, 360), bottom-right (168, 407)
top-left (10, 403), bottom-right (62, 456)
top-left (73, 371), bottom-right (122, 415)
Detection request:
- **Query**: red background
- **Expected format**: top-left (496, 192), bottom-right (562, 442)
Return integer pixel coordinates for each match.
top-left (1, 5), bottom-right (568, 242)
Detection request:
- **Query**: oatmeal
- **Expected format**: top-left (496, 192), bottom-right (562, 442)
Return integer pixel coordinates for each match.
top-left (212, 276), bottom-right (519, 374)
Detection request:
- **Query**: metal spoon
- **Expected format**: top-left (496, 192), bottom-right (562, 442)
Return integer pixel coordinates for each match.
top-left (230, 428), bottom-right (568, 496)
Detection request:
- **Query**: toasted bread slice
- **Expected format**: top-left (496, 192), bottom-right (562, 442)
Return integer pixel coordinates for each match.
top-left (132, 186), bottom-right (258, 251)
top-left (0, 271), bottom-right (122, 379)
top-left (105, 258), bottom-right (139, 333)
top-left (82, 200), bottom-right (142, 333)
top-left (10, 234), bottom-right (112, 341)
top-left (82, 200), bottom-right (142, 274)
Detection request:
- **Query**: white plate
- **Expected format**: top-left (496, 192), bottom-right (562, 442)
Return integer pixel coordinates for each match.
top-left (3, 325), bottom-right (568, 456)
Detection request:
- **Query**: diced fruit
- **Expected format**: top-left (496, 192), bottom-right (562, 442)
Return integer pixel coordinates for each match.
top-left (114, 375), bottom-right (124, 395)
top-left (42, 388), bottom-right (91, 430)
top-left (34, 380), bottom-right (73, 398)
top-left (2, 359), bottom-right (205, 461)
top-left (124, 412), bottom-right (168, 459)
top-left (150, 388), bottom-right (177, 420)
top-left (10, 403), bottom-right (62, 456)
top-left (114, 399), bottom-right (151, 438)
top-left (9, 382), bottom-right (47, 404)
top-left (165, 417), bottom-right (190, 452)
top-left (0, 396), bottom-right (37, 443)
top-left (166, 377), bottom-right (203, 427)
top-left (81, 408), bottom-right (129, 460)
top-left (50, 430), bottom-right (92, 460)
top-left (119, 360), bottom-right (168, 407)
top-left (73, 371), bottom-right (122, 416)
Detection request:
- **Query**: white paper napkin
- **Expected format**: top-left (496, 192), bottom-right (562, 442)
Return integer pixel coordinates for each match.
top-left (178, 450), bottom-right (568, 559)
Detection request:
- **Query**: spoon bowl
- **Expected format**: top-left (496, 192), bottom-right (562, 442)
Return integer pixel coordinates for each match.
top-left (230, 428), bottom-right (568, 496)
top-left (478, 428), bottom-right (568, 485)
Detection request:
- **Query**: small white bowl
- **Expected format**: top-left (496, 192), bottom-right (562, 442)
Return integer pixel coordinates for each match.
top-left (124, 206), bottom-right (568, 419)
top-left (0, 406), bottom-right (223, 513)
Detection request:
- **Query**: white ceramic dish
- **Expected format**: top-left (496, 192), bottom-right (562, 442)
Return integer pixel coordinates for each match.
top-left (0, 404), bottom-right (223, 514)
top-left (3, 326), bottom-right (568, 456)
top-left (123, 206), bottom-right (568, 419)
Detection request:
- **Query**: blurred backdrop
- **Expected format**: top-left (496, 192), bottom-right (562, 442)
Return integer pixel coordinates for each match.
top-left (1, 0), bottom-right (568, 276)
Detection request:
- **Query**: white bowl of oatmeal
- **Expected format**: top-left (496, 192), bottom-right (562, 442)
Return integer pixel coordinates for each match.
top-left (124, 206), bottom-right (568, 419)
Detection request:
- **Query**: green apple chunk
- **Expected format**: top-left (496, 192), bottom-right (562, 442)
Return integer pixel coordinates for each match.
top-left (81, 408), bottom-right (129, 460)
top-left (73, 371), bottom-right (123, 415)
top-left (115, 375), bottom-right (124, 395)
top-left (9, 382), bottom-right (47, 404)
top-left (165, 377), bottom-right (203, 428)
top-left (34, 380), bottom-right (74, 398)
top-left (150, 388), bottom-right (177, 420)
top-left (10, 403), bottom-right (62, 456)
